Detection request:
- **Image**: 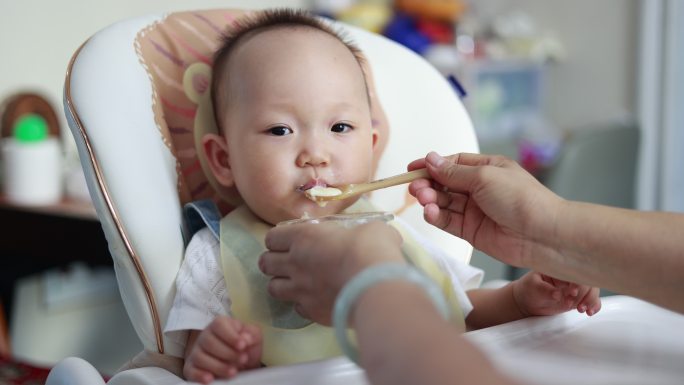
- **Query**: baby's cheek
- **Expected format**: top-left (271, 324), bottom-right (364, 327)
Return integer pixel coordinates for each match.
top-left (252, 183), bottom-right (284, 205)
top-left (343, 162), bottom-right (372, 184)
top-left (248, 167), bottom-right (285, 191)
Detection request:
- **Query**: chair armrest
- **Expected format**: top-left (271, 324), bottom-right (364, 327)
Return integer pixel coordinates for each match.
top-left (47, 357), bottom-right (185, 385)
top-left (46, 357), bottom-right (106, 385)
top-left (107, 367), bottom-right (186, 385)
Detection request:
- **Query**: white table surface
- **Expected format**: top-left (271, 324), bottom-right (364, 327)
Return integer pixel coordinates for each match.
top-left (213, 295), bottom-right (684, 385)
top-left (466, 295), bottom-right (684, 385)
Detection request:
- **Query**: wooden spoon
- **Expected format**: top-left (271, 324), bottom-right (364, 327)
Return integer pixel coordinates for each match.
top-left (305, 169), bottom-right (429, 203)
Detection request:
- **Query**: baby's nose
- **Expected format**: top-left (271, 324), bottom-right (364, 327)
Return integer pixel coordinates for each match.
top-left (296, 140), bottom-right (331, 167)
top-left (297, 149), bottom-right (330, 167)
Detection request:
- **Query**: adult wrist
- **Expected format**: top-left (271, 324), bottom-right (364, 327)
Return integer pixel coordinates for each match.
top-left (523, 197), bottom-right (571, 269)
top-left (332, 263), bottom-right (450, 364)
top-left (547, 197), bottom-right (567, 245)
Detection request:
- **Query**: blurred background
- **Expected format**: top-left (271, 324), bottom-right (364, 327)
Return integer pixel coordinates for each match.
top-left (0, 0), bottom-right (682, 380)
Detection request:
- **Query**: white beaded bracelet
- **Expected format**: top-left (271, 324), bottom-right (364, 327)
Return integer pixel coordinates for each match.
top-left (332, 263), bottom-right (450, 364)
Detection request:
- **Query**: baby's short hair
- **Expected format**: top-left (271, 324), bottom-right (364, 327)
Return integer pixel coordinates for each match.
top-left (211, 8), bottom-right (368, 133)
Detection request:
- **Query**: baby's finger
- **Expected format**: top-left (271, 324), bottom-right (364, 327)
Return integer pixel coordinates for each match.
top-left (184, 366), bottom-right (215, 384)
top-left (532, 274), bottom-right (562, 301)
top-left (240, 324), bottom-right (264, 369)
top-left (577, 287), bottom-right (602, 316)
top-left (560, 282), bottom-right (580, 298)
top-left (575, 288), bottom-right (592, 313)
top-left (189, 347), bottom-right (238, 380)
top-left (198, 331), bottom-right (243, 361)
top-left (209, 317), bottom-right (249, 351)
top-left (543, 275), bottom-right (577, 297)
top-left (240, 324), bottom-right (262, 346)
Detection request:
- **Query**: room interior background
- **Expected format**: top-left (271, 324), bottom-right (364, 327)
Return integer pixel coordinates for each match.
top-left (4, 0), bottom-right (665, 203)
top-left (0, 0), bottom-right (682, 377)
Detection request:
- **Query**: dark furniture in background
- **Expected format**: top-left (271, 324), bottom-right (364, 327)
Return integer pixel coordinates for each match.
top-left (0, 197), bottom-right (110, 329)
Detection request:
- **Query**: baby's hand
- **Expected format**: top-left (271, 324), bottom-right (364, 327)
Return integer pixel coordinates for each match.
top-left (513, 272), bottom-right (602, 317)
top-left (183, 316), bottom-right (263, 384)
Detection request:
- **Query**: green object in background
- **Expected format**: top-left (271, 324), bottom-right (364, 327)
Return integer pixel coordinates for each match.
top-left (13, 114), bottom-right (48, 142)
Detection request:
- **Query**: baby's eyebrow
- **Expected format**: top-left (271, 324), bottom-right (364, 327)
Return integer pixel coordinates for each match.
top-left (326, 102), bottom-right (368, 115)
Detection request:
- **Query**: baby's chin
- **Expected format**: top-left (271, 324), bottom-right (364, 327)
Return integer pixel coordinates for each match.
top-left (288, 199), bottom-right (354, 221)
top-left (261, 194), bottom-right (361, 225)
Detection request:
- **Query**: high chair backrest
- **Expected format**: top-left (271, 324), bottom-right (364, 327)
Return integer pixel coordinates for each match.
top-left (64, 9), bottom-right (478, 358)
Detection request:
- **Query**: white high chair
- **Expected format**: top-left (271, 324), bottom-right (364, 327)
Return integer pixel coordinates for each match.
top-left (48, 8), bottom-right (478, 385)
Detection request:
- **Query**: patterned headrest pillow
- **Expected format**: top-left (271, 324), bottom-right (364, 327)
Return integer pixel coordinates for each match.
top-left (135, 9), bottom-right (390, 216)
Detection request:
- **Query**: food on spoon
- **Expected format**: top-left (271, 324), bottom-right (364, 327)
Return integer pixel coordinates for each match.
top-left (304, 185), bottom-right (342, 207)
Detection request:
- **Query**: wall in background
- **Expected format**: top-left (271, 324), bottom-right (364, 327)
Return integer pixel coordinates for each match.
top-left (661, 0), bottom-right (684, 212)
top-left (1, 0), bottom-right (639, 140)
top-left (0, 0), bottom-right (307, 147)
top-left (472, 0), bottom-right (639, 131)
top-left (522, 0), bottom-right (638, 131)
top-left (638, 0), bottom-right (684, 212)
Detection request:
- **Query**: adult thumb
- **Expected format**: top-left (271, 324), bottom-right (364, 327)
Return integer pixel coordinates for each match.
top-left (424, 152), bottom-right (473, 193)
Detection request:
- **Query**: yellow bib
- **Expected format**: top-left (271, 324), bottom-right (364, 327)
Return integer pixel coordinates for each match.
top-left (220, 199), bottom-right (464, 366)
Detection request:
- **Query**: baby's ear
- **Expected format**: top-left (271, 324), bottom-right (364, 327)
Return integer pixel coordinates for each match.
top-left (202, 133), bottom-right (234, 187)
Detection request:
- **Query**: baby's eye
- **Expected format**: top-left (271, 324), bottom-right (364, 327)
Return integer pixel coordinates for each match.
top-left (331, 123), bottom-right (353, 133)
top-left (268, 126), bottom-right (293, 136)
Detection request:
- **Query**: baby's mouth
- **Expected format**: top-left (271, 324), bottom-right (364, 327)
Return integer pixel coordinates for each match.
top-left (297, 179), bottom-right (329, 192)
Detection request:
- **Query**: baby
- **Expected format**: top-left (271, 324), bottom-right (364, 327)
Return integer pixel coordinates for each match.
top-left (164, 8), bottom-right (601, 384)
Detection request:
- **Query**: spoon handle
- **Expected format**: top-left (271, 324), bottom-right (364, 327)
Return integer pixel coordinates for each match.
top-left (350, 169), bottom-right (430, 195)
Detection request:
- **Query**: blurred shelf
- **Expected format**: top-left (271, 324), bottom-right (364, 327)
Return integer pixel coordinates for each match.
top-left (0, 195), bottom-right (97, 221)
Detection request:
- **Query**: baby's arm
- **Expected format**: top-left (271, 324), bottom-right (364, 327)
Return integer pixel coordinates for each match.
top-left (183, 316), bottom-right (262, 384)
top-left (466, 272), bottom-right (601, 330)
top-left (465, 283), bottom-right (527, 330)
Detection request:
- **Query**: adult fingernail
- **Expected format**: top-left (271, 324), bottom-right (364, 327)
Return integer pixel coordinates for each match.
top-left (426, 151), bottom-right (445, 167)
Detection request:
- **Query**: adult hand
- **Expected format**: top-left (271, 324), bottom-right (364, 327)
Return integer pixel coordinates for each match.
top-left (408, 152), bottom-right (564, 268)
top-left (259, 220), bottom-right (404, 325)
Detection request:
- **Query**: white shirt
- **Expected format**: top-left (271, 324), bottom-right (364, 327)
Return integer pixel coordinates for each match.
top-left (164, 218), bottom-right (483, 357)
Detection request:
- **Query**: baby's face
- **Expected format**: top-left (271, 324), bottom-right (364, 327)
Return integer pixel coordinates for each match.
top-left (217, 28), bottom-right (375, 225)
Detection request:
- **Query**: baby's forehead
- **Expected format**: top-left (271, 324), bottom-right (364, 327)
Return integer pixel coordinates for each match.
top-left (228, 26), bottom-right (357, 68)
top-left (218, 26), bottom-right (369, 99)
